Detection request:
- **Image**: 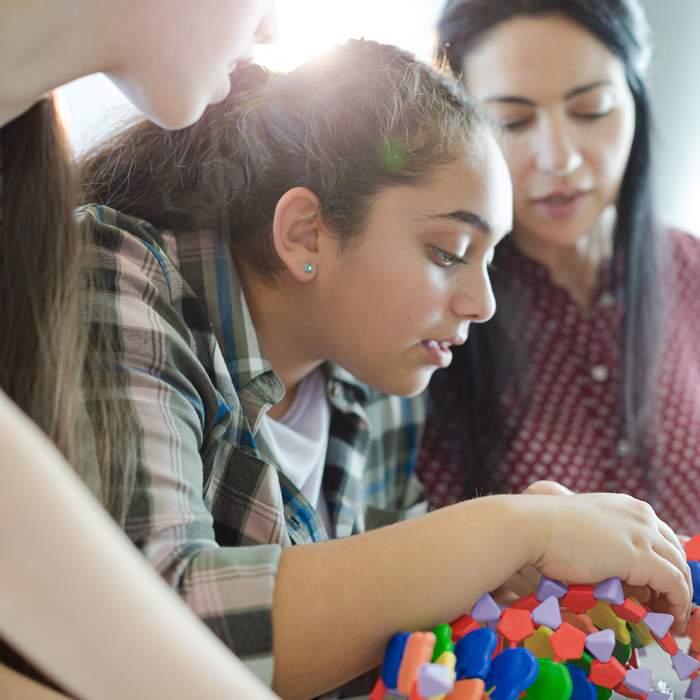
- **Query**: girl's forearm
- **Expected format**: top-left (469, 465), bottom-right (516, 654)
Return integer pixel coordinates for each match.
top-left (272, 495), bottom-right (541, 700)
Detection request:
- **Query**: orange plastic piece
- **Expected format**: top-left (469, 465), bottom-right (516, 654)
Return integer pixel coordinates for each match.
top-left (397, 632), bottom-right (436, 695)
top-left (512, 594), bottom-right (540, 612)
top-left (685, 533), bottom-right (700, 562)
top-left (450, 614), bottom-right (479, 642)
top-left (497, 608), bottom-right (535, 646)
top-left (549, 622), bottom-right (586, 661)
top-left (614, 682), bottom-right (649, 700)
top-left (651, 631), bottom-right (678, 656)
top-left (561, 585), bottom-right (597, 615)
top-left (445, 678), bottom-right (486, 700)
top-left (589, 658), bottom-right (627, 689)
top-left (687, 611), bottom-right (700, 652)
top-left (370, 677), bottom-right (388, 700)
top-left (492, 634), bottom-right (504, 659)
top-left (610, 598), bottom-right (647, 624)
top-left (560, 609), bottom-right (597, 635)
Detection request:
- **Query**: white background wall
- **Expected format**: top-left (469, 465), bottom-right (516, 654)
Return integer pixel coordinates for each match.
top-left (61, 0), bottom-right (700, 234)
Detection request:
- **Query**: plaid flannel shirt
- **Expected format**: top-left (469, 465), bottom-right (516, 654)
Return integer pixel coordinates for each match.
top-left (83, 205), bottom-right (427, 684)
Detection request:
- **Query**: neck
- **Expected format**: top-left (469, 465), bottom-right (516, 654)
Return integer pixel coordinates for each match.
top-left (512, 206), bottom-right (616, 311)
top-left (0, 0), bottom-right (117, 127)
top-left (238, 267), bottom-right (325, 421)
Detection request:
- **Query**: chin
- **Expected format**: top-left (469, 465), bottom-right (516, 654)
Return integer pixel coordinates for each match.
top-left (370, 369), bottom-right (435, 398)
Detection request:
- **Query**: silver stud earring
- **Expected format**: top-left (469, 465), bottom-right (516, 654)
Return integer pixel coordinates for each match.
top-left (303, 263), bottom-right (313, 273)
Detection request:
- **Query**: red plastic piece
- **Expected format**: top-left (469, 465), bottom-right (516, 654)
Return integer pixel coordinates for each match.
top-left (512, 594), bottom-right (540, 612)
top-left (447, 679), bottom-right (486, 700)
top-left (370, 677), bottom-right (388, 700)
top-left (691, 668), bottom-right (700, 681)
top-left (589, 658), bottom-right (627, 688)
top-left (628, 648), bottom-right (638, 669)
top-left (549, 622), bottom-right (586, 661)
top-left (492, 634), bottom-right (504, 659)
top-left (409, 680), bottom-right (427, 700)
top-left (561, 585), bottom-right (597, 614)
top-left (561, 609), bottom-right (597, 635)
top-left (450, 614), bottom-right (479, 642)
top-left (610, 599), bottom-right (647, 624)
top-left (685, 533), bottom-right (700, 562)
top-left (497, 608), bottom-right (535, 645)
top-left (687, 612), bottom-right (700, 653)
top-left (651, 631), bottom-right (679, 655)
top-left (614, 682), bottom-right (648, 700)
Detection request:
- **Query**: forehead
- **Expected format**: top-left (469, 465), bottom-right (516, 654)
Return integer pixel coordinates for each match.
top-left (463, 14), bottom-right (628, 102)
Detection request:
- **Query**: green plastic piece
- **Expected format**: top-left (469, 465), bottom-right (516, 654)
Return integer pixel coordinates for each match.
top-left (627, 620), bottom-right (653, 648)
top-left (612, 638), bottom-right (631, 665)
top-left (565, 651), bottom-right (592, 674)
top-left (431, 623), bottom-right (454, 662)
top-left (524, 659), bottom-right (573, 700)
top-left (596, 686), bottom-right (613, 700)
top-left (627, 623), bottom-right (645, 649)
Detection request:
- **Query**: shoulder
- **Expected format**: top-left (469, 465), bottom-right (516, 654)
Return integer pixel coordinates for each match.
top-left (663, 228), bottom-right (700, 272)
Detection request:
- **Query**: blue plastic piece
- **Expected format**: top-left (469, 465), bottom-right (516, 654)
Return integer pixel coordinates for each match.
top-left (565, 664), bottom-right (597, 700)
top-left (484, 647), bottom-right (540, 700)
top-left (382, 632), bottom-right (410, 690)
top-left (689, 561), bottom-right (700, 606)
top-left (454, 627), bottom-right (498, 680)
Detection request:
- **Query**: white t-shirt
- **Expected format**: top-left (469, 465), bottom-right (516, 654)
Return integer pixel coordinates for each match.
top-left (258, 368), bottom-right (333, 537)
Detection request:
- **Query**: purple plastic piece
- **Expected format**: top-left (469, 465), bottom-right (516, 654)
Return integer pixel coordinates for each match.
top-left (386, 689), bottom-right (404, 697)
top-left (648, 694), bottom-right (669, 700)
top-left (686, 675), bottom-right (700, 699)
top-left (638, 647), bottom-right (647, 658)
top-left (532, 596), bottom-right (562, 630)
top-left (486, 619), bottom-right (500, 631)
top-left (585, 628), bottom-right (616, 663)
top-left (623, 668), bottom-right (652, 694)
top-left (644, 611), bottom-right (674, 639)
top-left (673, 650), bottom-right (700, 681)
top-left (536, 576), bottom-right (568, 602)
top-left (593, 577), bottom-right (625, 606)
top-left (472, 592), bottom-right (503, 622)
top-left (418, 663), bottom-right (454, 698)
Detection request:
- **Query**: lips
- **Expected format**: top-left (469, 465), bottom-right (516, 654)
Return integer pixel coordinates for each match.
top-left (421, 333), bottom-right (468, 369)
top-left (531, 189), bottom-right (590, 220)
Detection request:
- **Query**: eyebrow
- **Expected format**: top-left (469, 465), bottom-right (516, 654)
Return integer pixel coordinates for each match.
top-left (425, 210), bottom-right (492, 234)
top-left (483, 80), bottom-right (614, 106)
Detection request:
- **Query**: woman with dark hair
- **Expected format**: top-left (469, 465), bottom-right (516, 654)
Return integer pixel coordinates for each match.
top-left (76, 40), bottom-right (692, 699)
top-left (419, 0), bottom-right (700, 533)
top-left (0, 1), bottom-right (284, 698)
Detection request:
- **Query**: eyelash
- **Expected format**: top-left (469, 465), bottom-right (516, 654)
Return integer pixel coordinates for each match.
top-left (434, 248), bottom-right (468, 267)
top-left (502, 109), bottom-right (612, 131)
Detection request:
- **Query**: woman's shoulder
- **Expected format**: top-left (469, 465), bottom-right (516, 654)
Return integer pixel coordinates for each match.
top-left (664, 227), bottom-right (700, 272)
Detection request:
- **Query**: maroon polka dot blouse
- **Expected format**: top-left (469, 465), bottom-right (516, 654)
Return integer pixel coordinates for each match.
top-left (416, 230), bottom-right (700, 534)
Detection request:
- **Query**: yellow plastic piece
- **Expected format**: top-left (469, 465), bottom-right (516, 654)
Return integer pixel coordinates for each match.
top-left (431, 651), bottom-right (457, 700)
top-left (627, 619), bottom-right (654, 647)
top-left (586, 601), bottom-right (631, 645)
top-left (525, 625), bottom-right (555, 659)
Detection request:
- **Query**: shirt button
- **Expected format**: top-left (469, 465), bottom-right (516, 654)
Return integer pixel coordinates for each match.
top-left (616, 439), bottom-right (633, 458)
top-left (598, 292), bottom-right (616, 308)
top-left (591, 364), bottom-right (609, 382)
top-left (330, 383), bottom-right (341, 398)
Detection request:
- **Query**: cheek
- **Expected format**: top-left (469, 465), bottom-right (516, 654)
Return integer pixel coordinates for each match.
top-left (504, 143), bottom-right (532, 200)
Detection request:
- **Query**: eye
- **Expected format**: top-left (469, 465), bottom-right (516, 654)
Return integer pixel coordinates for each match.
top-left (502, 118), bottom-right (532, 131)
top-left (573, 109), bottom-right (613, 121)
top-left (433, 247), bottom-right (467, 267)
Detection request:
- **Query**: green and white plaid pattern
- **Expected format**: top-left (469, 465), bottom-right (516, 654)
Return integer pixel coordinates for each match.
top-left (82, 205), bottom-right (427, 684)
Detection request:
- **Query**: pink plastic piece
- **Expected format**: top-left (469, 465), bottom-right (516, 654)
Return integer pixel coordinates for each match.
top-left (532, 596), bottom-right (562, 630)
top-left (686, 675), bottom-right (700, 699)
top-left (536, 576), bottom-right (568, 602)
top-left (585, 628), bottom-right (616, 663)
top-left (623, 668), bottom-right (652, 694)
top-left (673, 650), bottom-right (700, 681)
top-left (644, 611), bottom-right (674, 639)
top-left (471, 593), bottom-right (502, 622)
top-left (593, 578), bottom-right (625, 606)
top-left (418, 663), bottom-right (454, 698)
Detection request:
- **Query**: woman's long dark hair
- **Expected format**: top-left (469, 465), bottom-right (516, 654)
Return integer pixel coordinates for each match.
top-left (431, 0), bottom-right (661, 495)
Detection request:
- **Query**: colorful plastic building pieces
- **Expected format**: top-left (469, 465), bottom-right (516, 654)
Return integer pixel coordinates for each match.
top-left (374, 538), bottom-right (700, 700)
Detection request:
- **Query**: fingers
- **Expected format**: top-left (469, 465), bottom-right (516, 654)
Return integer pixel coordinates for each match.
top-left (523, 480), bottom-right (575, 496)
top-left (657, 518), bottom-right (685, 557)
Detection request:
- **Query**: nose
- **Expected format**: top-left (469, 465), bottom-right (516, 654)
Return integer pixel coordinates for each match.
top-left (534, 115), bottom-right (583, 177)
top-left (256, 4), bottom-right (280, 45)
top-left (451, 264), bottom-right (497, 324)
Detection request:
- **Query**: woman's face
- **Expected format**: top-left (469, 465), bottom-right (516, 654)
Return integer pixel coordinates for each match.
top-left (463, 14), bottom-right (636, 248)
top-left (107, 0), bottom-right (277, 129)
top-left (314, 135), bottom-right (512, 397)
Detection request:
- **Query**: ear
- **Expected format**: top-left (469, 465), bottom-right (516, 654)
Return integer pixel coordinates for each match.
top-left (273, 187), bottom-right (323, 282)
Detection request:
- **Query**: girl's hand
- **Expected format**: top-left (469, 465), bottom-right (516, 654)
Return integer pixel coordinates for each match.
top-left (525, 492), bottom-right (692, 632)
top-left (523, 480), bottom-right (575, 496)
